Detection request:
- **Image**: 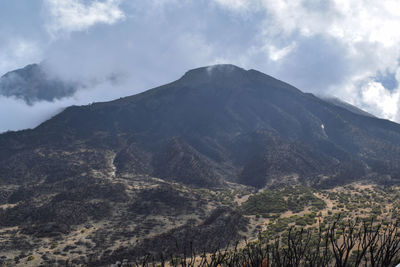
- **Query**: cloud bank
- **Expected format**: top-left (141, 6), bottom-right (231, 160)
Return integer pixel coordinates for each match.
top-left (1, 0), bottom-right (400, 132)
top-left (0, 78), bottom-right (136, 132)
top-left (213, 0), bottom-right (400, 121)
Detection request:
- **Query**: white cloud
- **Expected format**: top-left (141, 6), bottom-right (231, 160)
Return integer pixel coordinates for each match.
top-left (256, 0), bottom-right (400, 64)
top-left (266, 43), bottom-right (296, 61)
top-left (0, 78), bottom-right (137, 133)
top-left (358, 81), bottom-right (399, 121)
top-left (0, 38), bottom-right (42, 76)
top-left (44, 0), bottom-right (125, 36)
top-left (210, 0), bottom-right (400, 121)
top-left (212, 0), bottom-right (256, 11)
top-left (0, 96), bottom-right (63, 132)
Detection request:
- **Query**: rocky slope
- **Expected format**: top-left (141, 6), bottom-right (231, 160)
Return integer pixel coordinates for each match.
top-left (2, 64), bottom-right (400, 188)
top-left (2, 64), bottom-right (400, 265)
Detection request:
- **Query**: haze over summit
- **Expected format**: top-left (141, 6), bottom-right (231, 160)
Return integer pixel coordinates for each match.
top-left (2, 0), bottom-right (400, 132)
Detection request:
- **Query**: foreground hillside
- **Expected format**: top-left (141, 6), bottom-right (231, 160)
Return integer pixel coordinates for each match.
top-left (2, 180), bottom-right (400, 266)
top-left (2, 65), bottom-right (400, 266)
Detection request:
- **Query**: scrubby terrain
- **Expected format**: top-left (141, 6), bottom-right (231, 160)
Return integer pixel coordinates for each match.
top-left (2, 65), bottom-right (400, 266)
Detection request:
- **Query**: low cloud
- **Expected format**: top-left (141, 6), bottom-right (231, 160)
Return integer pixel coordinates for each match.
top-left (0, 96), bottom-right (64, 133)
top-left (358, 80), bottom-right (400, 121)
top-left (0, 78), bottom-right (140, 132)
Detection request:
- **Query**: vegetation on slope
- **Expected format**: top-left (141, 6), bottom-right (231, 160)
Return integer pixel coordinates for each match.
top-left (109, 217), bottom-right (400, 267)
top-left (241, 186), bottom-right (326, 216)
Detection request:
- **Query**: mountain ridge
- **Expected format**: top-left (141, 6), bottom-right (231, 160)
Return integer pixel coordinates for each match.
top-left (2, 64), bottom-right (400, 189)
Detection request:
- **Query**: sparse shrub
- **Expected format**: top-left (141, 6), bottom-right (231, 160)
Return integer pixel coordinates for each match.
top-left (113, 218), bottom-right (400, 267)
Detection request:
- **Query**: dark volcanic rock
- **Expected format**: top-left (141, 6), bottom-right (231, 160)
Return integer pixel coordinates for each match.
top-left (152, 138), bottom-right (223, 187)
top-left (114, 142), bottom-right (151, 175)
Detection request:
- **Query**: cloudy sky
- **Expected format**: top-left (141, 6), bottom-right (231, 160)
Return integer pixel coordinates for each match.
top-left (1, 0), bottom-right (400, 132)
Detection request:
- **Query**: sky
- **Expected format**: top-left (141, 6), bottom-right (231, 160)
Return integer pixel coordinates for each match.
top-left (1, 0), bottom-right (400, 132)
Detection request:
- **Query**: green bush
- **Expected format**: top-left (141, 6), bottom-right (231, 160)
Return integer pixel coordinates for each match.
top-left (241, 186), bottom-right (326, 215)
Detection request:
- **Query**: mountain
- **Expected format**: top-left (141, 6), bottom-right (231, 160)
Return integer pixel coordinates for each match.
top-left (0, 64), bottom-right (76, 104)
top-left (322, 96), bottom-right (375, 118)
top-left (2, 64), bottom-right (400, 188)
top-left (2, 64), bottom-right (400, 265)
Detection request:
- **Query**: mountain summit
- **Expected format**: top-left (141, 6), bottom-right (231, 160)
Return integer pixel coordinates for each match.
top-left (2, 64), bottom-right (400, 189)
top-left (0, 64), bottom-right (76, 104)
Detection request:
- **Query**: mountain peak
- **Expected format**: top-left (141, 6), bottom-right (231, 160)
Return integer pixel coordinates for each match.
top-left (0, 63), bottom-right (76, 104)
top-left (184, 64), bottom-right (246, 75)
top-left (179, 64), bottom-right (248, 85)
top-left (1, 63), bottom-right (41, 79)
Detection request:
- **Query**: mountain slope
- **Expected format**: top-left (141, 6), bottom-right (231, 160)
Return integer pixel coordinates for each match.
top-left (3, 64), bottom-right (400, 266)
top-left (2, 64), bottom-right (400, 188)
top-left (322, 96), bottom-right (375, 118)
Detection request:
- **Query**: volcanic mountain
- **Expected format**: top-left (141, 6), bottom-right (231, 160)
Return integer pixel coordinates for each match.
top-left (2, 64), bottom-right (400, 189)
top-left (3, 64), bottom-right (400, 266)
